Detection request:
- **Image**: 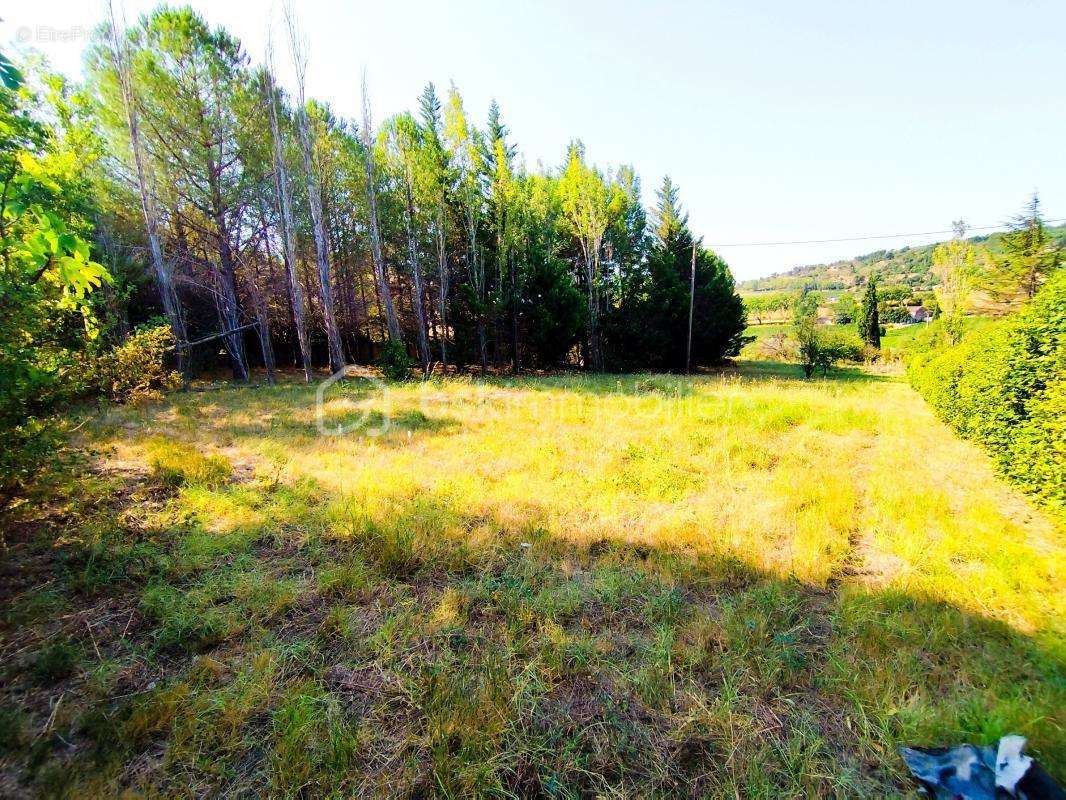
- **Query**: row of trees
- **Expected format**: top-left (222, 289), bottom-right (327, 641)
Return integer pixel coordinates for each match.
top-left (68, 5), bottom-right (744, 382)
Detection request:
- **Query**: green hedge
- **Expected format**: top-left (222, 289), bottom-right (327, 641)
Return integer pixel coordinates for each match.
top-left (908, 270), bottom-right (1065, 512)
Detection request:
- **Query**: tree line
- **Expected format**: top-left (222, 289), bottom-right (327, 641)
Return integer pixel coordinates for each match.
top-left (56, 5), bottom-right (745, 384)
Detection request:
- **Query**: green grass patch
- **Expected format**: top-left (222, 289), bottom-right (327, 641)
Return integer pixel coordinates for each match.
top-left (0, 365), bottom-right (1061, 797)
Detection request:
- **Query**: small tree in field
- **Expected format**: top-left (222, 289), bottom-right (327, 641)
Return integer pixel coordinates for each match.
top-left (812, 328), bottom-right (864, 376)
top-left (858, 279), bottom-right (881, 348)
top-left (932, 221), bottom-right (985, 344)
top-left (833, 293), bottom-right (857, 325)
top-left (793, 291), bottom-right (820, 377)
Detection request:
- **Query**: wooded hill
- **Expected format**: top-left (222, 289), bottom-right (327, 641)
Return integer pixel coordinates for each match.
top-left (740, 223), bottom-right (1066, 293)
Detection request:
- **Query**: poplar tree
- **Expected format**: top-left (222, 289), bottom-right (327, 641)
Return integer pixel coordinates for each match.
top-left (559, 141), bottom-right (620, 371)
top-left (263, 55), bottom-right (313, 382)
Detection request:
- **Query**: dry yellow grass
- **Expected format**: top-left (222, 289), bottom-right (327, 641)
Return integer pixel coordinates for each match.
top-left (2, 362), bottom-right (1062, 797)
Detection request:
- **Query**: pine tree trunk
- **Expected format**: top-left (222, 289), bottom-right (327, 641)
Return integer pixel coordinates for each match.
top-left (208, 159), bottom-right (249, 382)
top-left (437, 206), bottom-right (449, 371)
top-left (266, 71), bottom-right (313, 382)
top-left (297, 110), bottom-right (345, 372)
top-left (107, 8), bottom-right (187, 375)
top-left (252, 217), bottom-right (278, 385)
top-left (403, 178), bottom-right (431, 374)
top-left (361, 100), bottom-right (403, 345)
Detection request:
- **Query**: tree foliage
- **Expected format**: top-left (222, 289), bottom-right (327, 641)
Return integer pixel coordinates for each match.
top-left (0, 54), bottom-right (110, 505)
top-left (81, 8), bottom-right (747, 380)
top-left (605, 177), bottom-right (745, 371)
top-left (991, 194), bottom-right (1062, 302)
top-left (858, 279), bottom-right (881, 348)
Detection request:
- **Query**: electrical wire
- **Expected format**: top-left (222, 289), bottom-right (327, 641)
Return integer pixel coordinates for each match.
top-left (706, 218), bottom-right (1066, 248)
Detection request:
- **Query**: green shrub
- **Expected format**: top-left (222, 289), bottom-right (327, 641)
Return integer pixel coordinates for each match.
top-left (909, 270), bottom-right (1065, 511)
top-left (795, 320), bottom-right (865, 378)
top-left (96, 322), bottom-right (181, 404)
top-left (815, 328), bottom-right (865, 375)
top-left (0, 418), bottom-right (63, 516)
top-left (378, 338), bottom-right (413, 381)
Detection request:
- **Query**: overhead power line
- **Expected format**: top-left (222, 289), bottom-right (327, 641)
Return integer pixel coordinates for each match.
top-left (706, 218), bottom-right (1066, 248)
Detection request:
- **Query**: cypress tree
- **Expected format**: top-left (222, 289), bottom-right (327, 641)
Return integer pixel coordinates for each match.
top-left (859, 279), bottom-right (881, 348)
top-left (606, 177), bottom-right (745, 371)
top-left (653, 175), bottom-right (686, 243)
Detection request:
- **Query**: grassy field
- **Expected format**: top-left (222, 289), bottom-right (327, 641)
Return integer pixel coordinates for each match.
top-left (745, 322), bottom-right (941, 361)
top-left (1, 363), bottom-right (1063, 797)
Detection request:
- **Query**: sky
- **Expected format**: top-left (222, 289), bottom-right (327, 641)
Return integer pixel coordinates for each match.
top-left (4, 0), bottom-right (1065, 281)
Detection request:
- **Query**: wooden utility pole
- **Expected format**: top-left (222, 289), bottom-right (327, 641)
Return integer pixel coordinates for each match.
top-left (686, 240), bottom-right (696, 374)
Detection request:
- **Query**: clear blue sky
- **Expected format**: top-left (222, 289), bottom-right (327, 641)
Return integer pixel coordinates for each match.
top-left (5, 0), bottom-right (1065, 280)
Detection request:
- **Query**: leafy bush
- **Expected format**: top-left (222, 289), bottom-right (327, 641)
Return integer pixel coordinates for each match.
top-left (816, 328), bottom-right (865, 374)
top-left (794, 295), bottom-right (864, 377)
top-left (909, 270), bottom-right (1065, 511)
top-left (378, 339), bottom-right (413, 381)
top-left (96, 322), bottom-right (181, 404)
top-left (880, 305), bottom-right (912, 324)
top-left (0, 58), bottom-right (110, 511)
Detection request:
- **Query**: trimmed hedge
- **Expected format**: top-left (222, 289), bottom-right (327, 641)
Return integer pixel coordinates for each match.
top-left (908, 270), bottom-right (1065, 512)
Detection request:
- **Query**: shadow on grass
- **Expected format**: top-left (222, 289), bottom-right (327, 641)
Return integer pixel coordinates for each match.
top-left (4, 471), bottom-right (1061, 798)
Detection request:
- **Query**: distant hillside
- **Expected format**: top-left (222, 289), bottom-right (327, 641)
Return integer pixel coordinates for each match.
top-left (739, 224), bottom-right (1066, 293)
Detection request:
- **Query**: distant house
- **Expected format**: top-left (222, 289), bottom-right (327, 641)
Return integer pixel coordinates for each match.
top-left (905, 305), bottom-right (932, 323)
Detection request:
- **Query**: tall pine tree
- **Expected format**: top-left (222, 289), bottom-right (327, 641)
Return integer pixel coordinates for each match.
top-left (606, 176), bottom-right (745, 371)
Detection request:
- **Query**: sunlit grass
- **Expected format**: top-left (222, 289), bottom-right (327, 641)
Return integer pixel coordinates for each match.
top-left (4, 363), bottom-right (1062, 797)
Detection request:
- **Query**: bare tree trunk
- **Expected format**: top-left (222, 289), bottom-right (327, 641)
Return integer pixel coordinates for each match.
top-left (106, 3), bottom-right (186, 373)
top-left (205, 120), bottom-right (248, 381)
top-left (361, 77), bottom-right (403, 344)
top-left (437, 205), bottom-right (449, 371)
top-left (298, 114), bottom-right (345, 371)
top-left (265, 62), bottom-right (313, 382)
top-left (465, 216), bottom-right (488, 374)
top-left (287, 14), bottom-right (345, 372)
top-left (211, 193), bottom-right (249, 381)
top-left (510, 253), bottom-right (520, 374)
top-left (403, 176), bottom-right (430, 374)
top-left (245, 254), bottom-right (276, 385)
top-left (583, 243), bottom-right (603, 371)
